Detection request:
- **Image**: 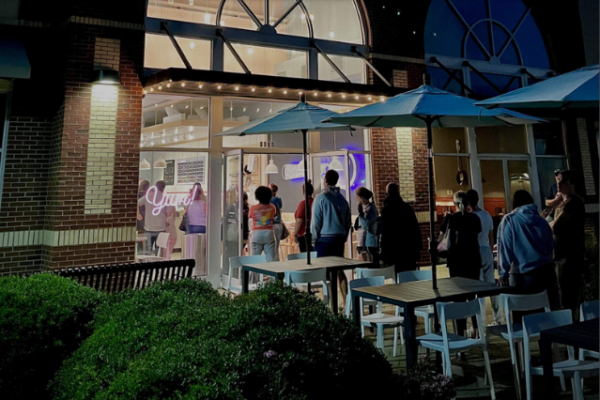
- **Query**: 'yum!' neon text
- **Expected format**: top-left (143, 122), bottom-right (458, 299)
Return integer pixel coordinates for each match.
top-left (146, 185), bottom-right (198, 216)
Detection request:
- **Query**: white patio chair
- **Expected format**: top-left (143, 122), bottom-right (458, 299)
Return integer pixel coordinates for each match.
top-left (284, 268), bottom-right (330, 307)
top-left (136, 232), bottom-right (170, 262)
top-left (486, 291), bottom-right (550, 399)
top-left (347, 276), bottom-right (404, 356)
top-left (579, 300), bottom-right (599, 360)
top-left (417, 300), bottom-right (496, 400)
top-left (225, 255), bottom-right (266, 293)
top-left (523, 310), bottom-right (599, 400)
top-left (397, 270), bottom-right (435, 335)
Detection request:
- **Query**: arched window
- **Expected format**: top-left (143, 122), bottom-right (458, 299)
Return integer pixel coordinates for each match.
top-left (145, 0), bottom-right (367, 83)
top-left (424, 0), bottom-right (553, 96)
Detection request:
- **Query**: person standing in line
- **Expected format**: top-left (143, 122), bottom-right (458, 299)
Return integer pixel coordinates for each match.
top-left (544, 169), bottom-right (563, 222)
top-left (293, 180), bottom-right (314, 253)
top-left (185, 183), bottom-right (207, 234)
top-left (355, 187), bottom-right (380, 268)
top-left (270, 183), bottom-right (283, 261)
top-left (550, 171), bottom-right (586, 317)
top-left (497, 190), bottom-right (557, 304)
top-left (312, 170), bottom-right (352, 309)
top-left (444, 191), bottom-right (482, 337)
top-left (137, 180), bottom-right (170, 256)
top-left (249, 186), bottom-right (278, 262)
top-left (380, 183), bottom-right (422, 275)
top-left (164, 205), bottom-right (177, 260)
top-left (467, 189), bottom-right (504, 325)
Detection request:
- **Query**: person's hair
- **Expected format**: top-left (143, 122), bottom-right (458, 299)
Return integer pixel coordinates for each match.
top-left (269, 183), bottom-right (279, 195)
top-left (512, 190), bottom-right (534, 209)
top-left (139, 180), bottom-right (150, 193)
top-left (325, 169), bottom-right (339, 186)
top-left (155, 180), bottom-right (166, 192)
top-left (243, 192), bottom-right (248, 203)
top-left (466, 189), bottom-right (480, 208)
top-left (559, 170), bottom-right (573, 185)
top-left (387, 182), bottom-right (399, 195)
top-left (453, 191), bottom-right (470, 215)
top-left (554, 169), bottom-right (563, 177)
top-left (355, 187), bottom-right (374, 202)
top-left (303, 180), bottom-right (314, 197)
top-left (192, 183), bottom-right (203, 201)
top-left (254, 186), bottom-right (273, 205)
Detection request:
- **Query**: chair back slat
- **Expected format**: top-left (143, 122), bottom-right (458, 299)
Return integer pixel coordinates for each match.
top-left (581, 300), bottom-right (600, 322)
top-left (397, 270), bottom-right (432, 283)
top-left (285, 268), bottom-right (327, 285)
top-left (501, 292), bottom-right (550, 326)
top-left (357, 265), bottom-right (396, 282)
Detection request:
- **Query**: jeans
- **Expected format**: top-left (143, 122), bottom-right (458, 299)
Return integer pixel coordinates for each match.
top-left (510, 262), bottom-right (559, 310)
top-left (315, 236), bottom-right (348, 306)
top-left (479, 247), bottom-right (504, 324)
top-left (250, 230), bottom-right (277, 262)
top-left (187, 225), bottom-right (206, 234)
top-left (555, 257), bottom-right (584, 319)
top-left (145, 231), bottom-right (162, 256)
top-left (273, 223), bottom-right (283, 261)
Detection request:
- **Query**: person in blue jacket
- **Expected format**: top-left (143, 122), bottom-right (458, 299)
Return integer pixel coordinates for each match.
top-left (312, 169), bottom-right (352, 309)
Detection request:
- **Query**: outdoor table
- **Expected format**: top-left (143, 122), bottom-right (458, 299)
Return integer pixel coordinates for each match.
top-left (351, 277), bottom-right (513, 369)
top-left (241, 256), bottom-right (370, 314)
top-left (540, 318), bottom-right (599, 399)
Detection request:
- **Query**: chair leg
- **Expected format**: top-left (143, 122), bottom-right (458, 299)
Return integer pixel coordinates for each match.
top-left (509, 341), bottom-right (523, 400)
top-left (226, 266), bottom-right (233, 292)
top-left (377, 324), bottom-right (384, 350)
top-left (559, 376), bottom-right (567, 391)
top-left (572, 373), bottom-right (583, 400)
top-left (443, 350), bottom-right (453, 377)
top-left (393, 327), bottom-right (398, 357)
top-left (483, 348), bottom-right (496, 400)
top-left (400, 324), bottom-right (405, 345)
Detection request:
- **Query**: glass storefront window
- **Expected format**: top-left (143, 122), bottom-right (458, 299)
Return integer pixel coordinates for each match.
top-left (480, 160), bottom-right (507, 217)
top-left (270, 0), bottom-right (309, 37)
top-left (533, 121), bottom-right (565, 156)
top-left (144, 34), bottom-right (211, 70)
top-left (138, 150), bottom-right (209, 274)
top-left (302, 0), bottom-right (364, 44)
top-left (318, 54), bottom-right (365, 84)
top-left (432, 128), bottom-right (468, 154)
top-left (222, 98), bottom-right (303, 148)
top-left (476, 125), bottom-right (528, 154)
top-left (537, 158), bottom-right (567, 208)
top-left (318, 104), bottom-right (369, 151)
top-left (142, 94), bottom-right (210, 149)
top-left (434, 156), bottom-right (472, 211)
top-left (224, 43), bottom-right (308, 78)
top-left (507, 160), bottom-right (532, 205)
top-left (220, 0), bottom-right (263, 29)
top-left (147, 0), bottom-right (220, 25)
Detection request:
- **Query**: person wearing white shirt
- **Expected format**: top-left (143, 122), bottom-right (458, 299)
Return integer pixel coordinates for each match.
top-left (467, 189), bottom-right (503, 325)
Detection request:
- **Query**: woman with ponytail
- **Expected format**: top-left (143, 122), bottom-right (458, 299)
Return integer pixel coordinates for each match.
top-left (355, 187), bottom-right (379, 267)
top-left (445, 191), bottom-right (482, 337)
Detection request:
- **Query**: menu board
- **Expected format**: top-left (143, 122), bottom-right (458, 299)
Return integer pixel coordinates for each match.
top-left (177, 156), bottom-right (206, 185)
top-left (163, 160), bottom-right (175, 185)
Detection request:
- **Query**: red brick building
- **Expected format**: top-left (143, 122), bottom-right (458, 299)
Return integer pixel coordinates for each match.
top-left (0, 0), bottom-right (597, 289)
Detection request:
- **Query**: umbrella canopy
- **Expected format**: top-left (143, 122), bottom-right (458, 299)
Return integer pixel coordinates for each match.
top-left (323, 85), bottom-right (544, 128)
top-left (325, 82), bottom-right (544, 289)
top-left (476, 64), bottom-right (599, 111)
top-left (216, 101), bottom-right (351, 136)
top-left (217, 97), bottom-right (351, 266)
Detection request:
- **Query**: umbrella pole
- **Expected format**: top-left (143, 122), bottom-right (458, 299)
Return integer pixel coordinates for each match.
top-left (426, 118), bottom-right (438, 290)
top-left (301, 129), bottom-right (311, 265)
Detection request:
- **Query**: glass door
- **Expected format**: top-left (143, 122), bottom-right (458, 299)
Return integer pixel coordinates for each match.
top-left (308, 151), bottom-right (353, 258)
top-left (223, 150), bottom-right (243, 280)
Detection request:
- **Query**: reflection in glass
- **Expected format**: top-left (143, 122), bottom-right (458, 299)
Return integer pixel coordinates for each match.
top-left (144, 34), bottom-right (211, 70)
top-left (481, 160), bottom-right (506, 216)
top-left (476, 126), bottom-right (528, 154)
top-left (433, 156), bottom-right (472, 214)
top-left (318, 54), bottom-right (365, 84)
top-left (224, 154), bottom-right (241, 277)
top-left (225, 43), bottom-right (308, 78)
top-left (147, 0), bottom-right (220, 25)
top-left (432, 128), bottom-right (468, 154)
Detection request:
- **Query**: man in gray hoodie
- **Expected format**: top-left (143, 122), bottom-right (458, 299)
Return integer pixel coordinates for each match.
top-left (311, 170), bottom-right (352, 308)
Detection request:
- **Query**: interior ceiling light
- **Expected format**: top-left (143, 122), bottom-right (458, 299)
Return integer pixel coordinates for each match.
top-left (189, 42), bottom-right (196, 50)
top-left (329, 156), bottom-right (344, 171)
top-left (139, 158), bottom-right (151, 170)
top-left (265, 157), bottom-right (279, 175)
top-left (204, 13), bottom-right (210, 23)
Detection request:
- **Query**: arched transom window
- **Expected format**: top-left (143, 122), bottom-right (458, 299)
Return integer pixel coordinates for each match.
top-left (146, 0), bottom-right (368, 83)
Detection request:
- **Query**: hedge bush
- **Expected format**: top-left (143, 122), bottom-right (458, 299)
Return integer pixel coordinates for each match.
top-left (0, 273), bottom-right (104, 399)
top-left (53, 280), bottom-right (404, 400)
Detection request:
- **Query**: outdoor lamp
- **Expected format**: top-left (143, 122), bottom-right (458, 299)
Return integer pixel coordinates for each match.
top-left (154, 157), bottom-right (167, 169)
top-left (92, 69), bottom-right (120, 85)
top-left (139, 158), bottom-right (151, 170)
top-left (265, 157), bottom-right (279, 174)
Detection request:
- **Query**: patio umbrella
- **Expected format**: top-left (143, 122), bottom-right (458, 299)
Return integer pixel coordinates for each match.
top-left (324, 77), bottom-right (544, 289)
top-left (476, 64), bottom-right (599, 115)
top-left (216, 94), bottom-right (351, 265)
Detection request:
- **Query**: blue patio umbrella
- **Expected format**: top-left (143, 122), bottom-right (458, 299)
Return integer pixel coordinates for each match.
top-left (476, 65), bottom-right (599, 113)
top-left (325, 79), bottom-right (544, 289)
top-left (216, 95), bottom-right (351, 265)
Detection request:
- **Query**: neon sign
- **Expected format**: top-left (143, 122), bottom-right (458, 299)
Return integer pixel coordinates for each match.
top-left (146, 185), bottom-right (198, 216)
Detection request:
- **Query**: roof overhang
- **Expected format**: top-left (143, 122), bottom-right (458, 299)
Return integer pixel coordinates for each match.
top-left (142, 68), bottom-right (404, 104)
top-left (0, 38), bottom-right (30, 79)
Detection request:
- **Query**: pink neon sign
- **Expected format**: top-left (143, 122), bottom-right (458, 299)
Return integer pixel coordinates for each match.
top-left (145, 185), bottom-right (198, 216)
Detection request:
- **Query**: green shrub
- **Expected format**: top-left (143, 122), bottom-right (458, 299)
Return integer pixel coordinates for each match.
top-left (0, 273), bottom-right (104, 399)
top-left (53, 280), bottom-right (405, 399)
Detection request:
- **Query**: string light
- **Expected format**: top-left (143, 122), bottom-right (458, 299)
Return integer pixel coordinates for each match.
top-left (355, 95), bottom-right (359, 100)
top-left (217, 85), bottom-right (222, 89)
top-left (150, 88), bottom-right (154, 92)
top-left (181, 82), bottom-right (185, 87)
top-left (198, 83), bottom-right (203, 89)
top-left (251, 87), bottom-right (256, 92)
top-left (235, 86), bottom-right (239, 91)
top-left (313, 92), bottom-right (318, 97)
top-left (380, 96), bottom-right (385, 102)
top-left (299, 91), bottom-right (303, 95)
top-left (342, 94), bottom-right (346, 98)
top-left (143, 90), bottom-right (147, 94)
top-left (268, 88), bottom-right (272, 93)
top-left (283, 89), bottom-right (288, 94)
top-left (327, 93), bottom-right (332, 98)
top-left (368, 96), bottom-right (372, 101)
top-left (166, 83), bottom-right (171, 88)
top-left (158, 85), bottom-right (162, 90)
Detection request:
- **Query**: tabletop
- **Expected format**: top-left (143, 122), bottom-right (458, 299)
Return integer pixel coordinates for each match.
top-left (242, 256), bottom-right (371, 275)
top-left (352, 277), bottom-right (511, 308)
top-left (541, 318), bottom-right (599, 352)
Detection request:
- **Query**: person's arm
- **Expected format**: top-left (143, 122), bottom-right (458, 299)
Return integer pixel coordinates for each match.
top-left (551, 203), bottom-right (572, 233)
top-left (488, 230), bottom-right (494, 248)
top-left (545, 192), bottom-right (562, 207)
top-left (311, 199), bottom-right (323, 243)
top-left (497, 219), bottom-right (514, 284)
top-left (137, 198), bottom-right (144, 221)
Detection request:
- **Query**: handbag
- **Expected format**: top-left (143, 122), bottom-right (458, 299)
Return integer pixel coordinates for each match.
top-left (437, 228), bottom-right (451, 254)
top-left (280, 222), bottom-right (290, 240)
top-left (179, 213), bottom-right (188, 232)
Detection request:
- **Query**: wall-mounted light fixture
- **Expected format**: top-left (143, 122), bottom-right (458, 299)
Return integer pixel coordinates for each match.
top-left (92, 69), bottom-right (120, 85)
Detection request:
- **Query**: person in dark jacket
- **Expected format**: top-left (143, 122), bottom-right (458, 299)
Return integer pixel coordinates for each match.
top-left (380, 183), bottom-right (422, 275)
